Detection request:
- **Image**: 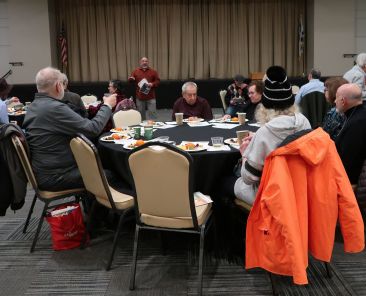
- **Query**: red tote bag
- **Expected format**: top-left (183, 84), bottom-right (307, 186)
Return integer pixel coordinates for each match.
top-left (46, 203), bottom-right (88, 251)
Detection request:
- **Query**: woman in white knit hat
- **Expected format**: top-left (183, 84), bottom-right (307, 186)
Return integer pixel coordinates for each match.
top-left (234, 66), bottom-right (311, 205)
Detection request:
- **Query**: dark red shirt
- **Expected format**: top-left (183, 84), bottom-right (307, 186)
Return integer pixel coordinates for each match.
top-left (172, 97), bottom-right (213, 120)
top-left (129, 67), bottom-right (160, 100)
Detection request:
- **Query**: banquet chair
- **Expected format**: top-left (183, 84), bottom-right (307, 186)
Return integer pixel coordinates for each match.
top-left (353, 159), bottom-right (366, 224)
top-left (11, 134), bottom-right (85, 253)
top-left (128, 142), bottom-right (213, 296)
top-left (81, 94), bottom-right (98, 105)
top-left (112, 109), bottom-right (142, 127)
top-left (299, 91), bottom-right (329, 128)
top-left (219, 90), bottom-right (227, 113)
top-left (70, 134), bottom-right (134, 270)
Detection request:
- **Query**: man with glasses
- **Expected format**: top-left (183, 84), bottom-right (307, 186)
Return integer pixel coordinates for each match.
top-left (23, 67), bottom-right (116, 191)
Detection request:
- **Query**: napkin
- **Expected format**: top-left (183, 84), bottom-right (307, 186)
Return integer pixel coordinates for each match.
top-left (187, 121), bottom-right (211, 127)
top-left (207, 145), bottom-right (231, 151)
top-left (248, 122), bottom-right (261, 127)
top-left (211, 123), bottom-right (238, 129)
top-left (154, 124), bottom-right (176, 129)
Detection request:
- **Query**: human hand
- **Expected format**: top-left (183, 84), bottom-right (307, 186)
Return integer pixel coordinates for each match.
top-left (230, 98), bottom-right (237, 105)
top-left (148, 82), bottom-right (153, 87)
top-left (239, 133), bottom-right (254, 155)
top-left (222, 114), bottom-right (231, 120)
top-left (128, 76), bottom-right (135, 81)
top-left (103, 93), bottom-right (117, 108)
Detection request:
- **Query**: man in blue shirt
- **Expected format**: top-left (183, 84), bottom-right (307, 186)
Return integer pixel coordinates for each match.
top-left (295, 69), bottom-right (324, 104)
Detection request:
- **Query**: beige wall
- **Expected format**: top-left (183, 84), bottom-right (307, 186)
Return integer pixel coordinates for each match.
top-left (7, 0), bottom-right (53, 84)
top-left (308, 0), bottom-right (356, 76)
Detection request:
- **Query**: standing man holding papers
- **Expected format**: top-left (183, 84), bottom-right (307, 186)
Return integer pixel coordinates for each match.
top-left (129, 57), bottom-right (160, 120)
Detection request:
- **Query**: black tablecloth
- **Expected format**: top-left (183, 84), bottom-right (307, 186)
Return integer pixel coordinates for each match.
top-left (98, 122), bottom-right (258, 197)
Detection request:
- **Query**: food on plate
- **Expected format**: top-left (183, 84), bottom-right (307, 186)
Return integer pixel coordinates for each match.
top-left (185, 142), bottom-right (197, 150)
top-left (147, 120), bottom-right (155, 125)
top-left (230, 138), bottom-right (238, 144)
top-left (188, 117), bottom-right (199, 122)
top-left (112, 133), bottom-right (122, 140)
top-left (127, 139), bottom-right (146, 148)
top-left (114, 127), bottom-right (123, 131)
top-left (231, 117), bottom-right (239, 122)
top-left (135, 139), bottom-right (145, 146)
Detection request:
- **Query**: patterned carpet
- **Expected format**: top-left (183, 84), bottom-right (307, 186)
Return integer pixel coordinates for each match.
top-left (0, 187), bottom-right (365, 296)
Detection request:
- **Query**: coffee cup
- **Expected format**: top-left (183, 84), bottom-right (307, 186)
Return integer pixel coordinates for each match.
top-left (175, 113), bottom-right (183, 125)
top-left (237, 112), bottom-right (246, 125)
top-left (133, 127), bottom-right (141, 139)
top-left (144, 127), bottom-right (153, 140)
top-left (236, 130), bottom-right (250, 145)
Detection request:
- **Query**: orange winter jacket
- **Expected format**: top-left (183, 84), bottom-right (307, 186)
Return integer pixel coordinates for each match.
top-left (245, 128), bottom-right (364, 285)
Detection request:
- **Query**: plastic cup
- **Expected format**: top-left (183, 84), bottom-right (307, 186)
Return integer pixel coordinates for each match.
top-left (211, 136), bottom-right (224, 147)
top-left (237, 112), bottom-right (246, 125)
top-left (175, 113), bottom-right (183, 125)
top-left (144, 127), bottom-right (153, 140)
top-left (214, 114), bottom-right (222, 121)
top-left (133, 127), bottom-right (141, 139)
top-left (236, 130), bottom-right (250, 145)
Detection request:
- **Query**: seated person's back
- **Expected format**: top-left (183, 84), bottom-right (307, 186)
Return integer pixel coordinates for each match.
top-left (172, 81), bottom-right (213, 120)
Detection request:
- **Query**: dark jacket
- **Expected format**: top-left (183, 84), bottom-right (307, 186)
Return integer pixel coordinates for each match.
top-left (0, 123), bottom-right (27, 215)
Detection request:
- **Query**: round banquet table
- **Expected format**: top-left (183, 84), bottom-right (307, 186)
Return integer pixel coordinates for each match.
top-left (97, 122), bottom-right (259, 198)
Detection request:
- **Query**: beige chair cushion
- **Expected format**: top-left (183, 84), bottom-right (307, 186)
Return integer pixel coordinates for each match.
top-left (234, 198), bottom-right (252, 212)
top-left (219, 90), bottom-right (227, 110)
top-left (96, 186), bottom-right (134, 210)
top-left (38, 188), bottom-right (85, 199)
top-left (141, 203), bottom-right (212, 229)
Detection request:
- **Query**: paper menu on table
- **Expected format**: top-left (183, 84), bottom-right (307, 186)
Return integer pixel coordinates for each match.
top-left (194, 192), bottom-right (213, 207)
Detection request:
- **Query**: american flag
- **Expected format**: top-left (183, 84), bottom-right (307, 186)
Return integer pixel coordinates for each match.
top-left (58, 23), bottom-right (68, 67)
top-left (298, 15), bottom-right (305, 58)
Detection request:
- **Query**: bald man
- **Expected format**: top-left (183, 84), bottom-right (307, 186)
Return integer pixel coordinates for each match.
top-left (334, 83), bottom-right (366, 184)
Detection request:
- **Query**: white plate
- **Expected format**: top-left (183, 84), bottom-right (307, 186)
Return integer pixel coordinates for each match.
top-left (224, 138), bottom-right (239, 145)
top-left (140, 121), bottom-right (164, 127)
top-left (101, 133), bottom-right (131, 142)
top-left (100, 135), bottom-right (116, 142)
top-left (224, 138), bottom-right (240, 149)
top-left (123, 141), bottom-right (146, 150)
top-left (176, 144), bottom-right (206, 152)
top-left (183, 118), bottom-right (204, 123)
top-left (110, 128), bottom-right (130, 133)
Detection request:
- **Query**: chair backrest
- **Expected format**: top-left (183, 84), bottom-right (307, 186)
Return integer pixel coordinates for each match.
top-left (299, 91), bottom-right (329, 128)
top-left (70, 134), bottom-right (116, 210)
top-left (250, 72), bottom-right (265, 81)
top-left (113, 109), bottom-right (142, 127)
top-left (81, 94), bottom-right (98, 105)
top-left (355, 159), bottom-right (366, 208)
top-left (219, 90), bottom-right (227, 112)
top-left (128, 142), bottom-right (198, 227)
top-left (11, 135), bottom-right (38, 191)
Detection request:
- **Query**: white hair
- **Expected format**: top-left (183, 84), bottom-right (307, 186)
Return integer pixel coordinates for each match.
top-left (356, 53), bottom-right (366, 67)
top-left (182, 81), bottom-right (197, 93)
top-left (35, 67), bottom-right (63, 92)
top-left (255, 103), bottom-right (299, 125)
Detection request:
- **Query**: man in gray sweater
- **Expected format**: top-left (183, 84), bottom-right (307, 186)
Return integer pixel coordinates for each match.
top-left (23, 67), bottom-right (116, 191)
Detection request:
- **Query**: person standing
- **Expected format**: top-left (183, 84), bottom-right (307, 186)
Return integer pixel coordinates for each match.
top-left (129, 57), bottom-right (160, 120)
